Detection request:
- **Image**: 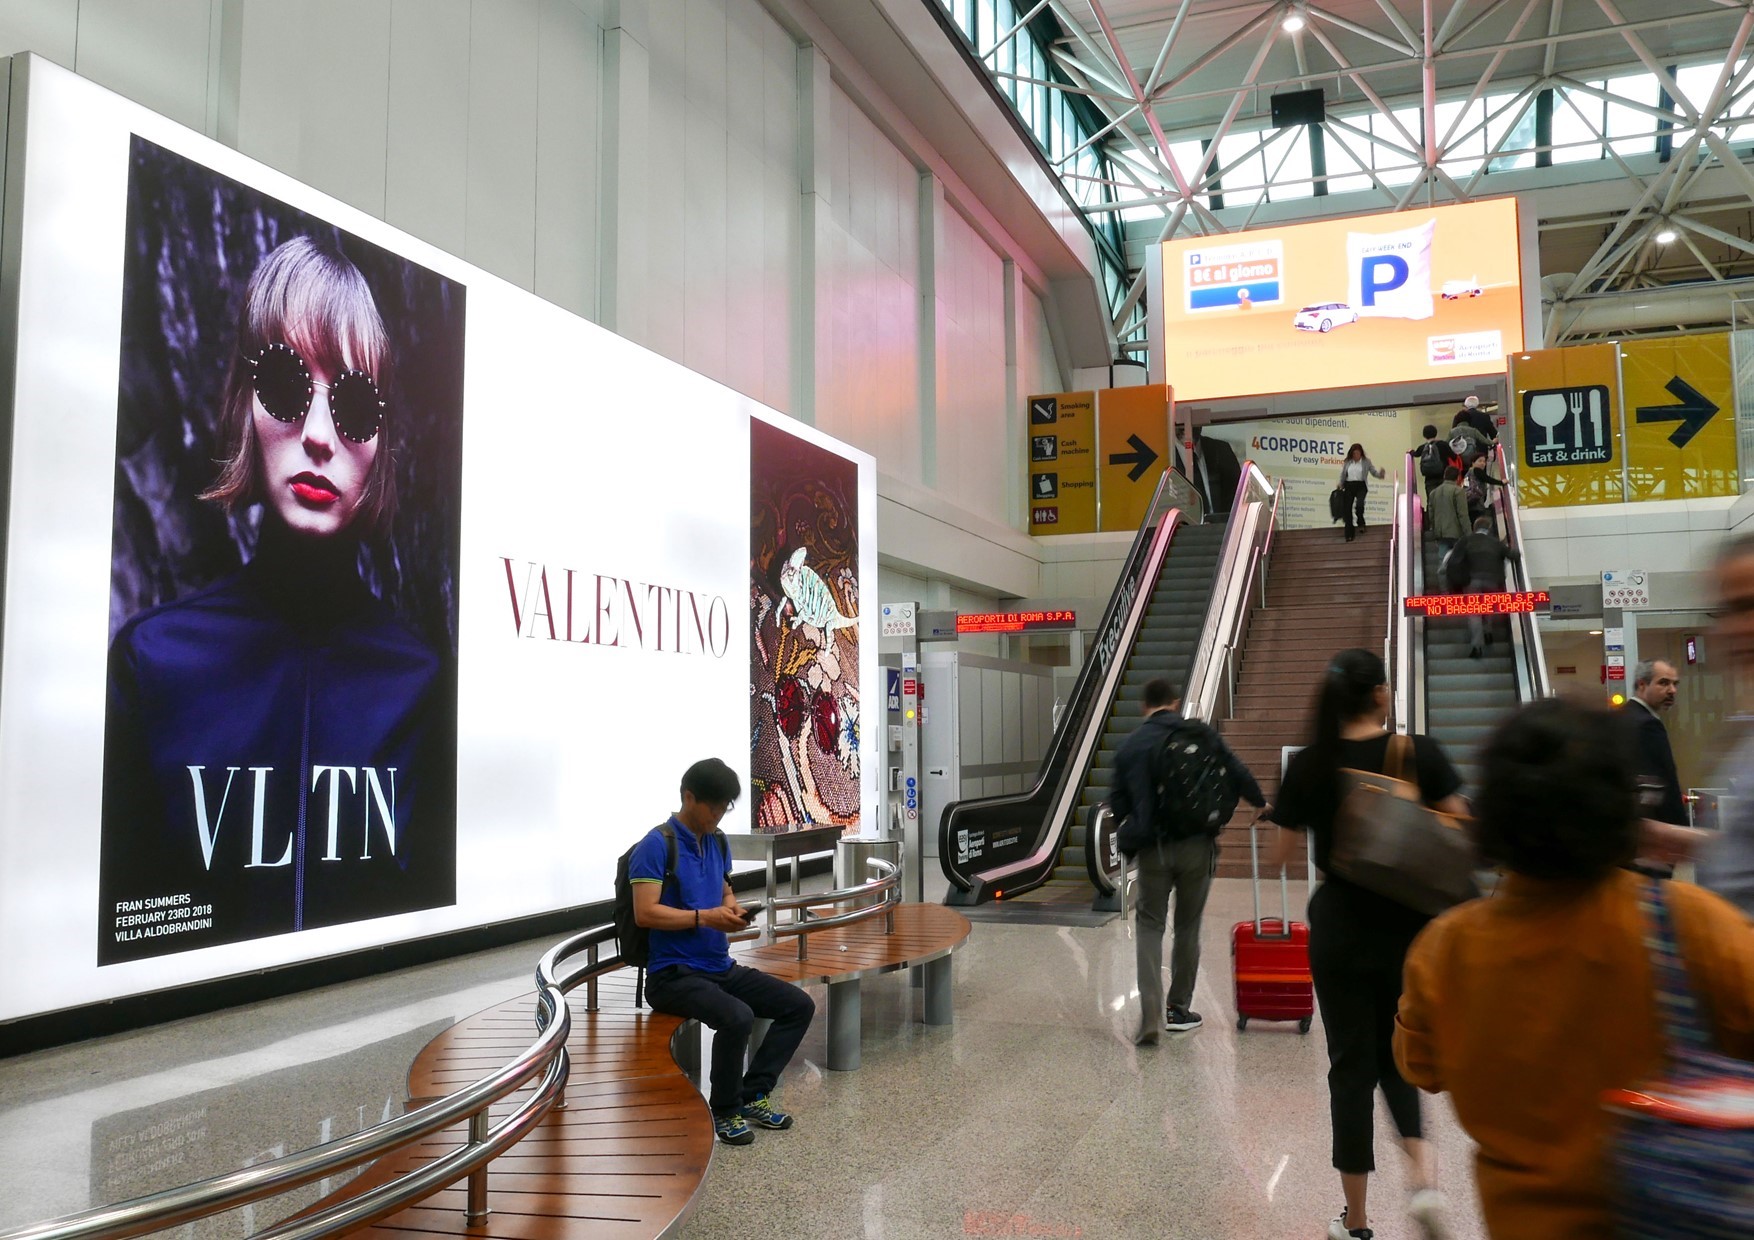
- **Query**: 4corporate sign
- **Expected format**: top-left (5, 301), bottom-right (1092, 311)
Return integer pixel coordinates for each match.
top-left (1160, 199), bottom-right (1524, 401)
top-left (1203, 407), bottom-right (1423, 529)
top-left (0, 57), bottom-right (878, 1023)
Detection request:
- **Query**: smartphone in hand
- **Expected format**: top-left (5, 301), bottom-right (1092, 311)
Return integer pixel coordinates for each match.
top-left (737, 902), bottom-right (766, 922)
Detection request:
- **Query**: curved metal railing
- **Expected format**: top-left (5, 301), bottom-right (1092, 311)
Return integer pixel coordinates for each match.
top-left (1392, 452), bottom-right (1423, 734)
top-left (4, 856), bottom-right (903, 1240)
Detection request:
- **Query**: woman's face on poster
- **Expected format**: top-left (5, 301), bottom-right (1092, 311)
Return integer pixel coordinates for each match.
top-left (252, 347), bottom-right (379, 540)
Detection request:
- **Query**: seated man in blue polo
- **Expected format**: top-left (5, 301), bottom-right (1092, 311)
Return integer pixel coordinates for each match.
top-left (631, 758), bottom-right (817, 1145)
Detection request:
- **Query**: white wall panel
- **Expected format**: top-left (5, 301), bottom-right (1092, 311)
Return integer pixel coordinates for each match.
top-left (465, 0), bottom-right (539, 288)
top-left (64, 0), bottom-right (211, 133)
top-left (0, 1), bottom-right (76, 67)
top-left (644, 7), bottom-right (686, 366)
top-left (385, 0), bottom-right (470, 257)
top-left (533, 0), bottom-right (601, 320)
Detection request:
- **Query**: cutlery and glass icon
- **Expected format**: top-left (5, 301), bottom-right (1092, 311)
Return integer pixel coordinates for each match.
top-left (1525, 385), bottom-right (1612, 465)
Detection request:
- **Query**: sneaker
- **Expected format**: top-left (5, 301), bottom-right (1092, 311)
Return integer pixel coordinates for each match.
top-left (1165, 1005), bottom-right (1203, 1032)
top-left (738, 1093), bottom-right (793, 1130)
top-left (1409, 1188), bottom-right (1452, 1239)
top-left (713, 1110), bottom-right (755, 1145)
top-left (1328, 1207), bottom-right (1373, 1239)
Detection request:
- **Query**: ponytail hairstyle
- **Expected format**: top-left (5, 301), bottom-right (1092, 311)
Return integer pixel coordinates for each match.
top-left (1304, 648), bottom-right (1388, 809)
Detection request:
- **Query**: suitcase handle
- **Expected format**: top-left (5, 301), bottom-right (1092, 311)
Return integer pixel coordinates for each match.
top-left (1249, 815), bottom-right (1314, 939)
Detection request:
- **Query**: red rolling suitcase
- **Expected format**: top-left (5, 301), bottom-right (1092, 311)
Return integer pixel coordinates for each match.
top-left (1232, 817), bottom-right (1314, 1033)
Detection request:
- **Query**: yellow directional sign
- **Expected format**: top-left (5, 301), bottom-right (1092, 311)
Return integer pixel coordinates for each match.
top-left (1511, 344), bottom-right (1622, 509)
top-left (1027, 391), bottom-right (1096, 533)
top-left (1096, 385), bottom-right (1172, 532)
top-left (1623, 334), bottom-right (1736, 500)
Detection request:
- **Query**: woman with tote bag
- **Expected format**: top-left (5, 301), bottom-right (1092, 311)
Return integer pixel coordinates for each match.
top-left (1266, 648), bottom-right (1468, 1240)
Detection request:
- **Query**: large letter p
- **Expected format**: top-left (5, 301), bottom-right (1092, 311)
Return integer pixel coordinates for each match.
top-left (1359, 255), bottom-right (1408, 307)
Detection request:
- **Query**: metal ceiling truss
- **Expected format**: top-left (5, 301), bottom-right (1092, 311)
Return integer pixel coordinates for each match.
top-left (955, 0), bottom-right (1754, 344)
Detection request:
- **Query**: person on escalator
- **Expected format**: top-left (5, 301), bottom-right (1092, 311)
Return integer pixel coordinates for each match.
top-left (1410, 425), bottom-right (1456, 503)
top-left (1426, 467), bottom-right (1471, 573)
top-left (1451, 519), bottom-right (1520, 659)
top-left (1109, 678), bottom-right (1264, 1045)
top-left (1462, 457), bottom-right (1506, 533)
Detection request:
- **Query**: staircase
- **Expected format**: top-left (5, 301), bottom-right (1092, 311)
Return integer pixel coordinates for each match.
top-left (1421, 541), bottom-right (1519, 793)
top-left (1047, 522), bottom-right (1228, 898)
top-left (1213, 527), bottom-right (1391, 880)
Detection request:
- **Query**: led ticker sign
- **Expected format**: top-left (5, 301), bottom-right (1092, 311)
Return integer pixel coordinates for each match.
top-left (1404, 591), bottom-right (1550, 618)
top-left (955, 610), bottom-right (1077, 634)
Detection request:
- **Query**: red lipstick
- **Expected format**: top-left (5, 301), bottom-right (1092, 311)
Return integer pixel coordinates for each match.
top-left (290, 473), bottom-right (339, 504)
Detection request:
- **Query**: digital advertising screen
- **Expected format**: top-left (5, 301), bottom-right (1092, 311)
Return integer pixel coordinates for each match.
top-left (0, 56), bottom-right (878, 1024)
top-left (1160, 199), bottom-right (1525, 401)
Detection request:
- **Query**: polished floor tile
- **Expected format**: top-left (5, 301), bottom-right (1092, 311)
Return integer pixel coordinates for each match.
top-left (0, 879), bottom-right (1494, 1240)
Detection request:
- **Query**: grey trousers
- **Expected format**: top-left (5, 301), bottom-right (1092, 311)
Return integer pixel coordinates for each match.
top-left (1134, 835), bottom-right (1218, 1028)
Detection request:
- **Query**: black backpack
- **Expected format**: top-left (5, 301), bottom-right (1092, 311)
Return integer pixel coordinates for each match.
top-left (613, 823), bottom-right (682, 967)
top-left (1418, 440), bottom-right (1447, 479)
top-left (1148, 721), bottom-right (1239, 841)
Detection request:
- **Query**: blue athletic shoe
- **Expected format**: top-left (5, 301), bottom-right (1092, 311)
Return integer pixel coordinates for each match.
top-left (713, 1110), bottom-right (754, 1145)
top-left (739, 1093), bottom-right (793, 1130)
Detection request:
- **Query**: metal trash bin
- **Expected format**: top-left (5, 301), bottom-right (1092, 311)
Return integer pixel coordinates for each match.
top-left (835, 838), bottom-right (902, 906)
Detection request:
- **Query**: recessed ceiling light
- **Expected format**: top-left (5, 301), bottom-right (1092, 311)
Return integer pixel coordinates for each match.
top-left (1282, 12), bottom-right (1306, 32)
top-left (1655, 227), bottom-right (1678, 244)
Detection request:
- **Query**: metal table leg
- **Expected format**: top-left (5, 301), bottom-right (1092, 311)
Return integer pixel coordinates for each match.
top-left (826, 978), bottom-right (861, 1071)
top-left (922, 956), bottom-right (953, 1026)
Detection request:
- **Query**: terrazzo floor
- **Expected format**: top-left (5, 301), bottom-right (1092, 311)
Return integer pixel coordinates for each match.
top-left (0, 876), bottom-right (1492, 1240)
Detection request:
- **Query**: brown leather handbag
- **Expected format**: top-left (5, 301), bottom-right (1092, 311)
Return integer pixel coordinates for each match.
top-left (1330, 734), bottom-right (1478, 915)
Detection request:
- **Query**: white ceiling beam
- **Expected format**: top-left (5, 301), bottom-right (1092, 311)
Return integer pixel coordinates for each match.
top-left (1318, 120), bottom-right (1404, 202)
top-left (1678, 230), bottom-right (1727, 282)
top-left (1542, 0), bottom-right (1564, 77)
top-left (980, 1), bottom-right (1051, 63)
top-left (1670, 212), bottom-right (1754, 259)
top-left (1141, 0), bottom-right (1199, 98)
top-left (1437, 8), bottom-right (1729, 62)
top-left (1442, 0), bottom-right (1519, 53)
top-left (1149, 7), bottom-right (1282, 100)
top-left (1308, 5), bottom-right (1418, 58)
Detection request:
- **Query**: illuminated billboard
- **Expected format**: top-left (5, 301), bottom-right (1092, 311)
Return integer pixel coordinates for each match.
top-left (0, 56), bottom-right (877, 1024)
top-left (1160, 199), bottom-right (1524, 401)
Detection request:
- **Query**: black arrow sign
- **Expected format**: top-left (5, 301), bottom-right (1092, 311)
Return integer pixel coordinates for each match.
top-left (1107, 434), bottom-right (1160, 482)
top-left (1635, 376), bottom-right (1720, 449)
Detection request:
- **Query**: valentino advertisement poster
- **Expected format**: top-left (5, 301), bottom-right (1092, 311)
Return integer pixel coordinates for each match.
top-left (750, 418), bottom-right (861, 831)
top-left (97, 138), bottom-right (464, 963)
top-left (0, 55), bottom-right (876, 1028)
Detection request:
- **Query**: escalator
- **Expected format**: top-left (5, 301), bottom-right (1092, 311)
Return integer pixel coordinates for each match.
top-left (1396, 444), bottom-right (1550, 789)
top-left (940, 470), bottom-right (1213, 919)
top-left (1044, 522), bottom-right (1226, 903)
top-left (938, 466), bottom-right (1279, 922)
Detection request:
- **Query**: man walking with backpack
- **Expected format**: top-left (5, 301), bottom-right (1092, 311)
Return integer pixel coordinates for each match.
top-left (1110, 679), bottom-right (1265, 1044)
top-left (625, 758), bottom-right (816, 1145)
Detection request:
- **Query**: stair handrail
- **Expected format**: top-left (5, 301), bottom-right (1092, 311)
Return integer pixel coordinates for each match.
top-left (1184, 462), bottom-right (1279, 725)
top-left (1492, 442), bottom-right (1553, 702)
top-left (938, 464), bottom-right (1198, 900)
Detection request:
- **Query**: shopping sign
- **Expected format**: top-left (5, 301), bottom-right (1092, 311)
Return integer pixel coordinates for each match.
top-left (1403, 591), bottom-right (1551, 617)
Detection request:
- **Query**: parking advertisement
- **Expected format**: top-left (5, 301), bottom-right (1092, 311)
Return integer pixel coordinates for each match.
top-left (1160, 199), bottom-right (1524, 401)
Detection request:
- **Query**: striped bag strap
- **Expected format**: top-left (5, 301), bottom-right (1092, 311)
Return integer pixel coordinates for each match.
top-left (1639, 879), bottom-right (1713, 1067)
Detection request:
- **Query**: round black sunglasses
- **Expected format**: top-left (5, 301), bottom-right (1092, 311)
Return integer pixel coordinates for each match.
top-left (246, 342), bottom-right (384, 444)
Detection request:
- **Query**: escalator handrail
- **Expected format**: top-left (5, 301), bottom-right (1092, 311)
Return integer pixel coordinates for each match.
top-left (937, 465), bottom-right (1195, 894)
top-left (1393, 454), bottom-right (1424, 734)
top-left (1184, 463), bottom-right (1278, 724)
top-left (1492, 442), bottom-right (1553, 702)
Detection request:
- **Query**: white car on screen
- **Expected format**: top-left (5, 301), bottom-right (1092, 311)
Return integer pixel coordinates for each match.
top-left (1441, 277), bottom-right (1483, 299)
top-left (1293, 302), bottom-right (1358, 333)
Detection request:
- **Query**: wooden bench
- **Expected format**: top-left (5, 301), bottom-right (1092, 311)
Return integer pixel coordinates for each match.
top-left (320, 903), bottom-right (969, 1240)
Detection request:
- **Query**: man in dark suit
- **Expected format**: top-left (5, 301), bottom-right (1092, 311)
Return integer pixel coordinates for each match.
top-left (1626, 659), bottom-right (1686, 827)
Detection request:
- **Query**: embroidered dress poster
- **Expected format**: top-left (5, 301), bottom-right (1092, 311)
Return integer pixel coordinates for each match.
top-left (749, 419), bottom-right (861, 832)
